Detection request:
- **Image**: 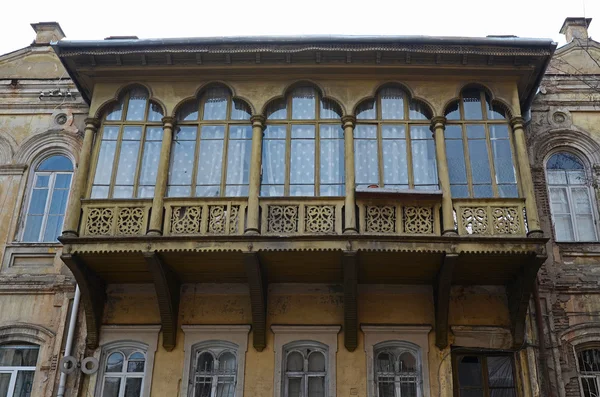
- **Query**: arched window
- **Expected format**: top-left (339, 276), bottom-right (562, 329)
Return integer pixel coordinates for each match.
top-left (283, 345), bottom-right (327, 397)
top-left (546, 152), bottom-right (597, 242)
top-left (90, 86), bottom-right (164, 199)
top-left (168, 86), bottom-right (252, 197)
top-left (354, 86), bottom-right (437, 191)
top-left (374, 344), bottom-right (421, 397)
top-left (261, 86), bottom-right (344, 197)
top-left (577, 347), bottom-right (600, 396)
top-left (191, 346), bottom-right (237, 397)
top-left (0, 344), bottom-right (39, 397)
top-left (444, 87), bottom-right (518, 198)
top-left (100, 349), bottom-right (146, 397)
top-left (21, 155), bottom-right (73, 242)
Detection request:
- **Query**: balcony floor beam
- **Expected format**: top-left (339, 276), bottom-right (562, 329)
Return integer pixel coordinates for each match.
top-left (507, 254), bottom-right (546, 348)
top-left (244, 252), bottom-right (268, 351)
top-left (434, 253), bottom-right (457, 349)
top-left (61, 253), bottom-right (106, 349)
top-left (343, 251), bottom-right (359, 351)
top-left (144, 252), bottom-right (180, 351)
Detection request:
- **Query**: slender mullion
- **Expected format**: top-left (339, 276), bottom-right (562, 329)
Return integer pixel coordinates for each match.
top-left (109, 123), bottom-right (125, 198)
top-left (40, 172), bottom-right (56, 241)
top-left (480, 91), bottom-right (488, 121)
top-left (285, 124), bottom-right (291, 196)
top-left (221, 123), bottom-right (231, 196)
top-left (567, 187), bottom-right (579, 241)
top-left (484, 123), bottom-right (499, 197)
top-left (377, 122), bottom-right (384, 187)
top-left (461, 124), bottom-right (474, 197)
top-left (315, 122), bottom-right (320, 196)
top-left (482, 356), bottom-right (490, 397)
top-left (506, 123), bottom-right (522, 197)
top-left (406, 123), bottom-right (414, 189)
top-left (191, 124), bottom-right (201, 196)
top-left (132, 125), bottom-right (146, 198)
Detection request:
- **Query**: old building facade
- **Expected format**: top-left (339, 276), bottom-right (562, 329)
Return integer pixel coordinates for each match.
top-left (529, 17), bottom-right (600, 397)
top-left (0, 19), bottom-right (563, 397)
top-left (0, 23), bottom-right (88, 396)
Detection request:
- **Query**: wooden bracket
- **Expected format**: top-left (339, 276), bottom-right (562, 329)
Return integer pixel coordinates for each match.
top-left (144, 252), bottom-right (180, 351)
top-left (343, 251), bottom-right (359, 351)
top-left (244, 252), bottom-right (267, 351)
top-left (61, 254), bottom-right (106, 349)
top-left (434, 253), bottom-right (458, 349)
top-left (507, 254), bottom-right (545, 348)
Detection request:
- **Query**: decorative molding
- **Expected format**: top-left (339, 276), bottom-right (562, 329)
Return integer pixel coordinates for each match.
top-left (180, 325), bottom-right (251, 397)
top-left (13, 130), bottom-right (81, 166)
top-left (451, 325), bottom-right (512, 349)
top-left (0, 164), bottom-right (27, 176)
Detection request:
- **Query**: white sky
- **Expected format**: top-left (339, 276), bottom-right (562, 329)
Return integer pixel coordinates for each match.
top-left (1, 0), bottom-right (600, 56)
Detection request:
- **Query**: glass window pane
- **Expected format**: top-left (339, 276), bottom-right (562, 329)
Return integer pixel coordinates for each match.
top-left (383, 130), bottom-right (408, 186)
top-left (0, 373), bottom-right (10, 397)
top-left (490, 389), bottom-right (516, 397)
top-left (106, 352), bottom-right (124, 372)
top-left (178, 100), bottom-right (200, 121)
top-left (411, 126), bottom-right (438, 188)
top-left (292, 87), bottom-right (316, 120)
top-left (445, 100), bottom-right (460, 120)
top-left (147, 102), bottom-right (163, 122)
top-left (42, 215), bottom-right (64, 242)
top-left (37, 155), bottom-right (73, 171)
top-left (290, 127), bottom-right (315, 185)
top-left (197, 352), bottom-right (214, 373)
top-left (567, 171), bottom-right (587, 185)
top-left (0, 346), bottom-right (39, 366)
top-left (468, 140), bottom-right (491, 184)
top-left (261, 126), bottom-right (286, 196)
top-left (216, 377), bottom-right (236, 397)
top-left (320, 98), bottom-right (342, 119)
top-left (93, 140), bottom-right (117, 186)
top-left (308, 376), bottom-right (325, 397)
top-left (287, 377), bottom-right (302, 397)
top-left (226, 133), bottom-right (252, 195)
top-left (102, 377), bottom-right (121, 397)
top-left (320, 126), bottom-right (344, 187)
top-left (458, 356), bottom-right (482, 387)
top-left (409, 100), bottom-right (431, 120)
top-left (498, 184), bottom-right (519, 198)
top-left (124, 378), bottom-right (143, 397)
top-left (55, 174), bottom-right (72, 189)
top-left (35, 175), bottom-right (50, 188)
top-left (579, 349), bottom-right (600, 372)
top-left (377, 377), bottom-right (395, 397)
top-left (451, 185), bottom-right (469, 198)
top-left (168, 127), bottom-right (197, 194)
top-left (105, 101), bottom-right (123, 121)
top-left (487, 357), bottom-right (515, 388)
top-left (355, 125), bottom-right (379, 186)
top-left (91, 186), bottom-right (109, 199)
top-left (400, 380), bottom-right (417, 397)
top-left (473, 184), bottom-right (493, 198)
top-left (356, 100), bottom-right (376, 120)
top-left (581, 377), bottom-right (599, 397)
top-left (459, 389), bottom-right (484, 397)
top-left (491, 139), bottom-right (516, 185)
top-left (462, 89), bottom-right (483, 120)
top-left (125, 88), bottom-right (149, 121)
top-left (203, 87), bottom-right (228, 120)
top-left (576, 214), bottom-right (597, 242)
top-left (399, 352), bottom-right (416, 372)
top-left (138, 140), bottom-right (161, 187)
top-left (127, 357), bottom-right (145, 373)
top-left (231, 99), bottom-right (251, 120)
top-left (380, 87), bottom-right (404, 120)
top-left (547, 152), bottom-right (584, 170)
top-left (196, 127), bottom-right (225, 196)
top-left (287, 352), bottom-right (304, 372)
top-left (194, 377), bottom-right (212, 397)
top-left (114, 140), bottom-right (141, 189)
top-left (446, 140), bottom-right (467, 185)
top-left (27, 188), bottom-right (49, 215)
top-left (219, 352), bottom-right (237, 372)
top-left (23, 216), bottom-right (43, 242)
top-left (266, 99), bottom-right (287, 120)
top-left (308, 352), bottom-right (325, 372)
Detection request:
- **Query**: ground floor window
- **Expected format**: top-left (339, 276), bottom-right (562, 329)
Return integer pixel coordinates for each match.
top-left (453, 353), bottom-right (516, 397)
top-left (0, 344), bottom-right (39, 397)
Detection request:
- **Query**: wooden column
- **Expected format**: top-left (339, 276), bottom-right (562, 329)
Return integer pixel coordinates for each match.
top-left (62, 118), bottom-right (99, 237)
top-left (431, 117), bottom-right (456, 235)
top-left (245, 115), bottom-right (265, 235)
top-left (343, 251), bottom-right (358, 351)
top-left (244, 252), bottom-right (268, 351)
top-left (510, 117), bottom-right (542, 237)
top-left (148, 117), bottom-right (175, 235)
top-left (434, 253), bottom-right (457, 348)
top-left (342, 116), bottom-right (357, 234)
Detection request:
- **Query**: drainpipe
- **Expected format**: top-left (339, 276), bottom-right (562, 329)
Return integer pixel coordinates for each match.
top-left (57, 286), bottom-right (81, 397)
top-left (533, 279), bottom-right (553, 397)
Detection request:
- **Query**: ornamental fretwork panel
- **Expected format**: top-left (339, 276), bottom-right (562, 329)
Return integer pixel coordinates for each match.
top-left (357, 201), bottom-right (439, 235)
top-left (454, 199), bottom-right (526, 236)
top-left (261, 200), bottom-right (342, 235)
top-left (82, 200), bottom-right (151, 236)
top-left (165, 200), bottom-right (245, 236)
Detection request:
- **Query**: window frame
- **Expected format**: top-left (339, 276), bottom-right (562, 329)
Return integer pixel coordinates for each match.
top-left (19, 154), bottom-right (74, 243)
top-left (544, 150), bottom-right (599, 242)
top-left (180, 325), bottom-right (250, 397)
top-left (262, 87), bottom-right (344, 197)
top-left (451, 351), bottom-right (518, 397)
top-left (0, 344), bottom-right (39, 397)
top-left (444, 89), bottom-right (520, 198)
top-left (354, 86), bottom-right (438, 191)
top-left (374, 343), bottom-right (421, 397)
top-left (99, 349), bottom-right (146, 397)
top-left (283, 343), bottom-right (328, 397)
top-left (576, 346), bottom-right (600, 397)
top-left (169, 88), bottom-right (253, 197)
top-left (191, 343), bottom-right (238, 397)
top-left (88, 87), bottom-right (164, 199)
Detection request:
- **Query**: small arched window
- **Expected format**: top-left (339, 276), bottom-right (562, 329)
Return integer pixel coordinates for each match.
top-left (261, 86), bottom-right (344, 197)
top-left (22, 155), bottom-right (73, 242)
top-left (546, 152), bottom-right (597, 242)
top-left (168, 86), bottom-right (252, 197)
top-left (0, 344), bottom-right (39, 397)
top-left (577, 347), bottom-right (600, 396)
top-left (354, 86), bottom-right (438, 191)
top-left (91, 86), bottom-right (164, 199)
top-left (283, 346), bottom-right (327, 397)
top-left (191, 347), bottom-right (237, 397)
top-left (443, 87), bottom-right (518, 198)
top-left (374, 344), bottom-right (421, 397)
top-left (100, 350), bottom-right (146, 397)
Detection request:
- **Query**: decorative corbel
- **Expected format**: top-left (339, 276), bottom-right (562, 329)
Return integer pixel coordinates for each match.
top-left (434, 253), bottom-right (458, 349)
top-left (144, 252), bottom-right (180, 351)
top-left (244, 252), bottom-right (268, 351)
top-left (343, 251), bottom-right (359, 351)
top-left (61, 254), bottom-right (106, 349)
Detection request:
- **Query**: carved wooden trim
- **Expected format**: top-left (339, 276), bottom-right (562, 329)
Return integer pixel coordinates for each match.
top-left (60, 253), bottom-right (105, 349)
top-left (343, 251), bottom-right (358, 351)
top-left (143, 252), bottom-right (180, 351)
top-left (244, 252), bottom-right (267, 351)
top-left (507, 254), bottom-right (545, 348)
top-left (434, 253), bottom-right (457, 349)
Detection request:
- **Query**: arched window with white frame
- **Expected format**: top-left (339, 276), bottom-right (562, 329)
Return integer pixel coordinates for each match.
top-left (0, 343), bottom-right (39, 397)
top-left (190, 343), bottom-right (238, 397)
top-left (21, 155), bottom-right (73, 242)
top-left (374, 342), bottom-right (422, 397)
top-left (283, 342), bottom-right (328, 397)
top-left (577, 347), bottom-right (600, 396)
top-left (546, 151), bottom-right (598, 242)
top-left (99, 349), bottom-right (146, 397)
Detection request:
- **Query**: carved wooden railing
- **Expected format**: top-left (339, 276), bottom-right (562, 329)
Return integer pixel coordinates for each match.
top-left (259, 197), bottom-right (344, 235)
top-left (80, 199), bottom-right (152, 237)
top-left (453, 198), bottom-right (527, 237)
top-left (163, 198), bottom-right (247, 236)
top-left (356, 196), bottom-right (442, 236)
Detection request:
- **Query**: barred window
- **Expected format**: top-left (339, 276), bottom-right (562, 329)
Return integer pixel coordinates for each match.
top-left (191, 345), bottom-right (237, 397)
top-left (453, 353), bottom-right (516, 397)
top-left (374, 345), bottom-right (421, 397)
top-left (578, 348), bottom-right (600, 397)
top-left (283, 344), bottom-right (327, 397)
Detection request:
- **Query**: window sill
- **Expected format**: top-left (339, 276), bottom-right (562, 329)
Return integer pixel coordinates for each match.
top-left (355, 188), bottom-right (442, 201)
top-left (556, 242), bottom-right (600, 255)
